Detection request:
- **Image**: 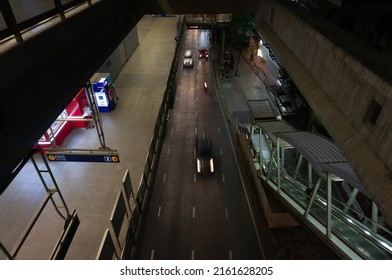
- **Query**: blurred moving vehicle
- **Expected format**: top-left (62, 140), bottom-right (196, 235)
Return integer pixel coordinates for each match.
top-left (196, 132), bottom-right (214, 174)
top-left (183, 49), bottom-right (194, 68)
top-left (199, 48), bottom-right (208, 59)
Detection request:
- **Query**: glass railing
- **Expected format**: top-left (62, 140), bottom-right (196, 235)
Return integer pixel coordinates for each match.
top-left (262, 160), bottom-right (392, 259)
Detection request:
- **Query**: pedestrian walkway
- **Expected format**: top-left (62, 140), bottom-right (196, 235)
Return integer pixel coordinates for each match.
top-left (0, 15), bottom-right (178, 260)
top-left (212, 41), bottom-right (339, 259)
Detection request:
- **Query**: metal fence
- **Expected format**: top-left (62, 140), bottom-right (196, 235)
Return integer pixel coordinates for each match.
top-left (96, 16), bottom-right (186, 260)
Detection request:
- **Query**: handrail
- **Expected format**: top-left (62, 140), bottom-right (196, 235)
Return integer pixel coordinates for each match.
top-left (260, 144), bottom-right (392, 259)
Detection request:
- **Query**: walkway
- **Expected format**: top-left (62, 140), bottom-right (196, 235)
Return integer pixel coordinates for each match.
top-left (0, 15), bottom-right (178, 260)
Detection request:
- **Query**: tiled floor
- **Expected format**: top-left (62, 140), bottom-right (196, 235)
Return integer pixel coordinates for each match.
top-left (0, 15), bottom-right (178, 260)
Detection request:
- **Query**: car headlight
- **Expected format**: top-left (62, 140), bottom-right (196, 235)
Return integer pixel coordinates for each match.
top-left (209, 158), bottom-right (214, 173)
top-left (197, 159), bottom-right (202, 173)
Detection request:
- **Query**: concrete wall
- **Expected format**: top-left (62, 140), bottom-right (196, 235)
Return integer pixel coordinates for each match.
top-left (98, 27), bottom-right (139, 80)
top-left (254, 0), bottom-right (392, 226)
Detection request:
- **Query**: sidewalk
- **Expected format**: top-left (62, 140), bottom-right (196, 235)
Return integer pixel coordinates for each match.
top-left (212, 43), bottom-right (339, 259)
top-left (0, 15), bottom-right (178, 260)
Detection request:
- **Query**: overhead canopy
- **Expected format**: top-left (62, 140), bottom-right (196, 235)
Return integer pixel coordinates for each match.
top-left (274, 131), bottom-right (369, 197)
top-left (257, 120), bottom-right (297, 146)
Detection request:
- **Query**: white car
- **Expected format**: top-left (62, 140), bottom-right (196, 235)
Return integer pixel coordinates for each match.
top-left (184, 50), bottom-right (192, 58)
top-left (183, 50), bottom-right (194, 68)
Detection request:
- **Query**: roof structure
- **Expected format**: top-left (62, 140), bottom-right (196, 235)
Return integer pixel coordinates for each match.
top-left (274, 131), bottom-right (369, 197)
top-left (257, 120), bottom-right (297, 146)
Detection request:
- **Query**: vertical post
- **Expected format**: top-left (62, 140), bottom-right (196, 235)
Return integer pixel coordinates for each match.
top-left (293, 154), bottom-right (303, 179)
top-left (219, 27), bottom-right (225, 66)
top-left (371, 202), bottom-right (378, 233)
top-left (277, 138), bottom-right (281, 193)
top-left (307, 162), bottom-right (312, 190)
top-left (0, 0), bottom-right (23, 43)
top-left (53, 0), bottom-right (66, 20)
top-left (259, 126), bottom-right (263, 176)
top-left (326, 172), bottom-right (332, 238)
top-left (266, 146), bottom-right (275, 182)
top-left (34, 143), bottom-right (70, 220)
top-left (235, 47), bottom-right (243, 77)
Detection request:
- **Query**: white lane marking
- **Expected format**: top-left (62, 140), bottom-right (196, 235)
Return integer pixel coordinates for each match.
top-left (192, 206), bottom-right (196, 218)
top-left (196, 96), bottom-right (198, 102)
top-left (222, 174), bottom-right (225, 183)
top-left (195, 127), bottom-right (198, 134)
top-left (229, 250), bottom-right (233, 260)
top-left (220, 148), bottom-right (223, 156)
top-left (170, 127), bottom-right (174, 135)
top-left (157, 206), bottom-right (162, 217)
top-left (218, 127), bottom-right (221, 134)
top-left (150, 250), bottom-right (155, 260)
top-left (168, 148), bottom-right (171, 155)
top-left (194, 174), bottom-right (196, 182)
top-left (196, 110), bottom-right (198, 116)
top-left (191, 250), bottom-right (195, 260)
top-left (225, 208), bottom-right (229, 220)
top-left (163, 173), bottom-right (166, 182)
top-left (215, 68), bottom-right (266, 259)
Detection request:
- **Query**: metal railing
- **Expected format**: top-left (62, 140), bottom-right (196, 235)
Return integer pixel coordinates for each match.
top-left (241, 123), bottom-right (392, 259)
top-left (96, 16), bottom-right (186, 260)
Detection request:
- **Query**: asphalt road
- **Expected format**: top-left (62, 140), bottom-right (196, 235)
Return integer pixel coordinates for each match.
top-left (136, 29), bottom-right (263, 260)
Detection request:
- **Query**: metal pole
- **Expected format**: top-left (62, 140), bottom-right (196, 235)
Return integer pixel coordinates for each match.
top-left (304, 177), bottom-right (321, 217)
top-left (0, 0), bottom-right (23, 43)
top-left (293, 154), bottom-right (303, 179)
top-left (326, 172), bottom-right (332, 238)
top-left (277, 138), bottom-right (281, 193)
top-left (53, 0), bottom-right (66, 20)
top-left (343, 188), bottom-right (359, 214)
top-left (307, 162), bottom-right (312, 190)
top-left (371, 202), bottom-right (378, 233)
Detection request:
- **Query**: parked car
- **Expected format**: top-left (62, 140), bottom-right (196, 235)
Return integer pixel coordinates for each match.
top-left (195, 132), bottom-right (214, 174)
top-left (199, 48), bottom-right (208, 59)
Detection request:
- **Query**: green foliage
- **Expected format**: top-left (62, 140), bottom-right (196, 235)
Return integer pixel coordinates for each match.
top-left (230, 14), bottom-right (256, 47)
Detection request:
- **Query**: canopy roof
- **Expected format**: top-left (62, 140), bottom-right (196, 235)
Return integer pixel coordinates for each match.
top-left (257, 120), bottom-right (297, 146)
top-left (274, 131), bottom-right (369, 197)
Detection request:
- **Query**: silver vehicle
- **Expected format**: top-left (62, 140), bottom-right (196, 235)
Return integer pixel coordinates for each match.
top-left (183, 50), bottom-right (194, 68)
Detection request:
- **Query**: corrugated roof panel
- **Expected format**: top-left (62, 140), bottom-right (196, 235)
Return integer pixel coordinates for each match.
top-left (274, 131), bottom-right (367, 197)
